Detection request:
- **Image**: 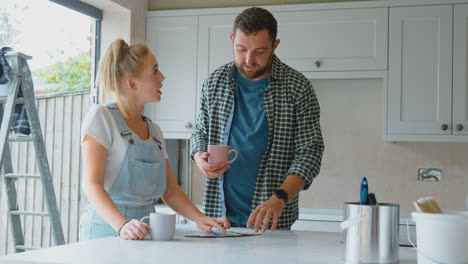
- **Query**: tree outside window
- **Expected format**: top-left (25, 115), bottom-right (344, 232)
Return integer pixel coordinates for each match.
top-left (0, 0), bottom-right (93, 94)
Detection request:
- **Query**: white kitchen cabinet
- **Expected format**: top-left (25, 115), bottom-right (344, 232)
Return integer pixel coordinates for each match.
top-left (147, 2), bottom-right (468, 141)
top-left (387, 5), bottom-right (454, 138)
top-left (196, 14), bottom-right (237, 102)
top-left (274, 8), bottom-right (388, 72)
top-left (197, 8), bottom-right (388, 76)
top-left (196, 8), bottom-right (388, 112)
top-left (453, 4), bottom-right (468, 135)
top-left (145, 16), bottom-right (198, 139)
top-left (147, 6), bottom-right (389, 137)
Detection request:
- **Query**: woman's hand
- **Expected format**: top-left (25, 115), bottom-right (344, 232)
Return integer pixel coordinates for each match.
top-left (194, 215), bottom-right (231, 233)
top-left (119, 219), bottom-right (150, 240)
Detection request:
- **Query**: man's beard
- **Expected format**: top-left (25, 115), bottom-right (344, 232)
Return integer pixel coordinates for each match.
top-left (236, 61), bottom-right (270, 80)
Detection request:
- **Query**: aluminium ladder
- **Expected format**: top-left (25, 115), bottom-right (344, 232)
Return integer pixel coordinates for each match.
top-left (0, 51), bottom-right (65, 252)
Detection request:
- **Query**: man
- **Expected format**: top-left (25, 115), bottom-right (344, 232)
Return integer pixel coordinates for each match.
top-left (190, 7), bottom-right (324, 232)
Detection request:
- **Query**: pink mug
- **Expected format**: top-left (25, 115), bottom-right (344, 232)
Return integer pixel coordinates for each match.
top-left (207, 145), bottom-right (238, 164)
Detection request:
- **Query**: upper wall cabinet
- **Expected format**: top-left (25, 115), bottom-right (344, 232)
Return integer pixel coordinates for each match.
top-left (196, 8), bottom-right (389, 80)
top-left (274, 8), bottom-right (388, 72)
top-left (387, 5), bottom-right (452, 136)
top-left (386, 4), bottom-right (468, 141)
top-left (453, 4), bottom-right (468, 136)
top-left (196, 7), bottom-right (389, 115)
top-left (146, 5), bottom-right (390, 138)
top-left (145, 16), bottom-right (198, 138)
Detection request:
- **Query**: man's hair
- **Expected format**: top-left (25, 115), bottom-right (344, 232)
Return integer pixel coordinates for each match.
top-left (233, 7), bottom-right (277, 41)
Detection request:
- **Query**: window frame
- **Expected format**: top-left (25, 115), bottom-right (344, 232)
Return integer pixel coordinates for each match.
top-left (48, 0), bottom-right (103, 87)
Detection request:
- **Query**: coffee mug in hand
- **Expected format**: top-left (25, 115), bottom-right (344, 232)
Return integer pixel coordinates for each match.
top-left (140, 213), bottom-right (176, 241)
top-left (207, 145), bottom-right (238, 164)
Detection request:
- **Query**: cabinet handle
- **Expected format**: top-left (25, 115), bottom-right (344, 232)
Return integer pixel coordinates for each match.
top-left (456, 124), bottom-right (464, 131)
top-left (185, 122), bottom-right (193, 129)
top-left (441, 124), bottom-right (448, 131)
top-left (314, 60), bottom-right (321, 68)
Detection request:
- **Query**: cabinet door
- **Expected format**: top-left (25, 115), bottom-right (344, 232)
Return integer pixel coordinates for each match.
top-left (197, 14), bottom-right (237, 113)
top-left (453, 4), bottom-right (468, 135)
top-left (387, 5), bottom-right (453, 135)
top-left (274, 8), bottom-right (388, 72)
top-left (146, 16), bottom-right (198, 138)
top-left (197, 14), bottom-right (236, 79)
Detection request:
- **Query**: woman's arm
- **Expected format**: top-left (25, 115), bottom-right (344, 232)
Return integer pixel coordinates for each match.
top-left (81, 135), bottom-right (148, 239)
top-left (161, 159), bottom-right (230, 232)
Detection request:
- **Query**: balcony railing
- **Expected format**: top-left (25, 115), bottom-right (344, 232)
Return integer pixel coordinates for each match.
top-left (0, 90), bottom-right (90, 255)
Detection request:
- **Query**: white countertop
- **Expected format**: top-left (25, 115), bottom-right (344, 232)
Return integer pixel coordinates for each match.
top-left (0, 225), bottom-right (417, 264)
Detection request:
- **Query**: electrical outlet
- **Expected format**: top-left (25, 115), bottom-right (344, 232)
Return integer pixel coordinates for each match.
top-left (418, 168), bottom-right (442, 181)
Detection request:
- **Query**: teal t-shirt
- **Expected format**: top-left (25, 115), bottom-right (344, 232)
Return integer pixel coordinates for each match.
top-left (223, 69), bottom-right (269, 226)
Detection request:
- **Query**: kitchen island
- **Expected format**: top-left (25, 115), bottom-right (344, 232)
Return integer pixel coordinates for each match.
top-left (0, 225), bottom-right (417, 263)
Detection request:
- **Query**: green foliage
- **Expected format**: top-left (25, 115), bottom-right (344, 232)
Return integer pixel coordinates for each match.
top-left (34, 52), bottom-right (91, 93)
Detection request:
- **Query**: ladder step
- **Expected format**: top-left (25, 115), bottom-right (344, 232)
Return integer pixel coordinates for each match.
top-left (10, 210), bottom-right (49, 216)
top-left (15, 245), bottom-right (39, 251)
top-left (8, 135), bottom-right (34, 142)
top-left (0, 97), bottom-right (24, 104)
top-left (5, 173), bottom-right (41, 179)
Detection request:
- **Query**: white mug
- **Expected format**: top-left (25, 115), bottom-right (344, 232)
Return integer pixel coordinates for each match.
top-left (140, 213), bottom-right (176, 241)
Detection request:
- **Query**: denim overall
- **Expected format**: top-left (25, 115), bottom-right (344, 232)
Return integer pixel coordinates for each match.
top-left (79, 105), bottom-right (166, 240)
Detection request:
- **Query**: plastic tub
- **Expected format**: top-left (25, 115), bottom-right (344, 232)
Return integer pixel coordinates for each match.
top-left (412, 211), bottom-right (468, 264)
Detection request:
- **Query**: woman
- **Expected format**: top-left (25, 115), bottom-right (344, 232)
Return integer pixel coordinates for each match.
top-left (79, 39), bottom-right (230, 240)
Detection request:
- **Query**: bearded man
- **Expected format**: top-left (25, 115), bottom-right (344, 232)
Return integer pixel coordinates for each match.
top-left (191, 7), bottom-right (324, 232)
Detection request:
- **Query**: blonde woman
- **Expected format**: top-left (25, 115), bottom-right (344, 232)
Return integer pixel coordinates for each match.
top-left (79, 39), bottom-right (230, 240)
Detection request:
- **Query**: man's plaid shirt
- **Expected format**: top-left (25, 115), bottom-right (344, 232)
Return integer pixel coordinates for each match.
top-left (190, 55), bottom-right (324, 229)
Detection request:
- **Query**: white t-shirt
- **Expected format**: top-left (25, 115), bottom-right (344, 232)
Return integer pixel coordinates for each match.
top-left (81, 104), bottom-right (168, 191)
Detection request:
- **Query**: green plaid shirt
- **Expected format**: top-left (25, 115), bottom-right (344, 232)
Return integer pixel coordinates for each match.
top-left (190, 55), bottom-right (324, 229)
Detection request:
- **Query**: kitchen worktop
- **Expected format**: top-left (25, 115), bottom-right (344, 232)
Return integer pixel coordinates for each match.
top-left (0, 225), bottom-right (418, 264)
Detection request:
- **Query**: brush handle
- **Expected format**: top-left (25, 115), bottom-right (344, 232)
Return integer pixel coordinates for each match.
top-left (414, 198), bottom-right (443, 213)
top-left (360, 177), bottom-right (369, 204)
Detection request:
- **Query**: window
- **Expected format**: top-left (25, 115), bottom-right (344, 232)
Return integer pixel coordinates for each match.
top-left (0, 0), bottom-right (102, 94)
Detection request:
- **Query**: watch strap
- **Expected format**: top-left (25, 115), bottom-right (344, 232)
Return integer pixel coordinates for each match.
top-left (274, 189), bottom-right (288, 204)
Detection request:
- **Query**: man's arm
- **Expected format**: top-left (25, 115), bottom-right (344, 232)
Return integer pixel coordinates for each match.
top-left (190, 81), bottom-right (230, 178)
top-left (247, 80), bottom-right (324, 232)
top-left (247, 174), bottom-right (305, 232)
top-left (190, 81), bottom-right (209, 160)
top-left (277, 174), bottom-right (306, 204)
top-left (287, 80), bottom-right (324, 190)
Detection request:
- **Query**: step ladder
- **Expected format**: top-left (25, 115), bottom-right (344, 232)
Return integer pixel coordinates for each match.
top-left (0, 51), bottom-right (65, 252)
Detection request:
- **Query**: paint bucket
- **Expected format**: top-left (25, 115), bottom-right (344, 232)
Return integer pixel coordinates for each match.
top-left (342, 202), bottom-right (400, 263)
top-left (411, 211), bottom-right (468, 264)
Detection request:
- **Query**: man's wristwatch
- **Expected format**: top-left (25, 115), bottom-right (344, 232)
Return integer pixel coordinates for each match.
top-left (274, 189), bottom-right (289, 205)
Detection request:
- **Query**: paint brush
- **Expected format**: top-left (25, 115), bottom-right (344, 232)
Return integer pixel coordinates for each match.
top-left (414, 196), bottom-right (443, 213)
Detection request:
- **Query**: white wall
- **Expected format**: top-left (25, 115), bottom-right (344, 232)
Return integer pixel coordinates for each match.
top-left (82, 0), bottom-right (148, 55)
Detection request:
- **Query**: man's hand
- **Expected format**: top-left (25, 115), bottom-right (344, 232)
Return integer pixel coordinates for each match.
top-left (194, 151), bottom-right (229, 179)
top-left (247, 196), bottom-right (285, 232)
